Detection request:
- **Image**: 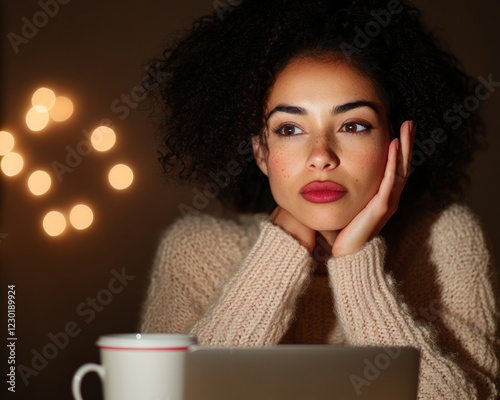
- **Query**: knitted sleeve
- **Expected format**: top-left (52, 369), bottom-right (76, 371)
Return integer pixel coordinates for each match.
top-left (140, 214), bottom-right (312, 346)
top-left (327, 204), bottom-right (499, 399)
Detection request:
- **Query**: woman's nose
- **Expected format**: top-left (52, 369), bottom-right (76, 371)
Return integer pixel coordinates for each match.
top-left (306, 136), bottom-right (339, 171)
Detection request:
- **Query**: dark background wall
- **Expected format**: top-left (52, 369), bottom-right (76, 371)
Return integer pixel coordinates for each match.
top-left (1, 1), bottom-right (499, 399)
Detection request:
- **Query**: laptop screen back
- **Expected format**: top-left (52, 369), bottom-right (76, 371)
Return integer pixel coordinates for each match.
top-left (184, 345), bottom-right (419, 400)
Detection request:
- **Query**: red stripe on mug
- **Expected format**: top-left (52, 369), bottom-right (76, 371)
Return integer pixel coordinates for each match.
top-left (99, 346), bottom-right (189, 351)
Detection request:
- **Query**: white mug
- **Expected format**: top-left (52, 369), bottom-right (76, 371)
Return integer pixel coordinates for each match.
top-left (72, 333), bottom-right (196, 400)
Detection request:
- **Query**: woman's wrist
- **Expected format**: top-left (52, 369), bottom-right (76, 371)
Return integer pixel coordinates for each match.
top-left (269, 207), bottom-right (316, 253)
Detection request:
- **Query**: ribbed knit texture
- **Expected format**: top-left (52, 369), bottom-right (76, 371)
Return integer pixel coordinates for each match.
top-left (140, 203), bottom-right (499, 399)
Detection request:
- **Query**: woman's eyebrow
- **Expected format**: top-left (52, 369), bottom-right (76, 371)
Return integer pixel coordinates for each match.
top-left (265, 105), bottom-right (306, 121)
top-left (266, 100), bottom-right (379, 121)
top-left (332, 100), bottom-right (380, 115)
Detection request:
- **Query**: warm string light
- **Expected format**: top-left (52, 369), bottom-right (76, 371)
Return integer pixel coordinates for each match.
top-left (42, 204), bottom-right (95, 236)
top-left (108, 163), bottom-right (134, 190)
top-left (91, 126), bottom-right (116, 152)
top-left (2, 86), bottom-right (135, 237)
top-left (27, 170), bottom-right (52, 196)
top-left (32, 87), bottom-right (56, 109)
top-left (50, 96), bottom-right (74, 122)
top-left (42, 211), bottom-right (67, 237)
top-left (1, 152), bottom-right (24, 177)
top-left (0, 131), bottom-right (15, 155)
top-left (26, 105), bottom-right (50, 131)
top-left (26, 87), bottom-right (73, 132)
top-left (69, 204), bottom-right (94, 230)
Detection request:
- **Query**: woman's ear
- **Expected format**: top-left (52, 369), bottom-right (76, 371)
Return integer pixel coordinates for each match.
top-left (252, 135), bottom-right (269, 176)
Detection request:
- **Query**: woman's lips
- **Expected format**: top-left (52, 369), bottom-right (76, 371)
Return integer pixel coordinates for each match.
top-left (300, 181), bottom-right (347, 203)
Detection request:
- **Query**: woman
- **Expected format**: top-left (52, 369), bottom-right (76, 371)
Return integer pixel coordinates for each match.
top-left (140, 0), bottom-right (499, 398)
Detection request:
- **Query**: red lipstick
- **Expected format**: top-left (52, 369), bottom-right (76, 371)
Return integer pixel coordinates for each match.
top-left (300, 181), bottom-right (347, 203)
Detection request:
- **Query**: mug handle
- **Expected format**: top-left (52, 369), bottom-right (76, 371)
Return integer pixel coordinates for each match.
top-left (72, 363), bottom-right (105, 400)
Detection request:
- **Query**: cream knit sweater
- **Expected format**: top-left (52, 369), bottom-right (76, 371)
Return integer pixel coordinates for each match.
top-left (141, 202), bottom-right (499, 399)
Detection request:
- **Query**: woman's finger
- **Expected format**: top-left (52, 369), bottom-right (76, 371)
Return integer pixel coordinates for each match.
top-left (398, 120), bottom-right (416, 179)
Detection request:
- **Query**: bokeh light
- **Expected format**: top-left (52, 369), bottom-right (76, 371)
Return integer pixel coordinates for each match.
top-left (49, 96), bottom-right (74, 122)
top-left (28, 170), bottom-right (52, 196)
top-left (0, 131), bottom-right (15, 155)
top-left (42, 211), bottom-right (67, 237)
top-left (1, 152), bottom-right (24, 177)
top-left (26, 105), bottom-right (50, 131)
top-left (91, 126), bottom-right (116, 152)
top-left (32, 87), bottom-right (56, 110)
top-left (69, 204), bottom-right (94, 230)
top-left (108, 164), bottom-right (134, 190)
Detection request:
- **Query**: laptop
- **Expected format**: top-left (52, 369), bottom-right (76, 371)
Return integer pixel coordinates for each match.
top-left (184, 345), bottom-right (420, 400)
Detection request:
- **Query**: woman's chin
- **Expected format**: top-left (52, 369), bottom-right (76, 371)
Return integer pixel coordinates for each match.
top-left (298, 218), bottom-right (348, 234)
top-left (292, 209), bottom-right (351, 232)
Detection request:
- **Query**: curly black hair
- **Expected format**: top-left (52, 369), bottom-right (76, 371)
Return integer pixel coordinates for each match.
top-left (145, 0), bottom-right (486, 214)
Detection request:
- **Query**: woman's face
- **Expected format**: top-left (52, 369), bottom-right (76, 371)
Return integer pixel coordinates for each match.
top-left (253, 56), bottom-right (391, 233)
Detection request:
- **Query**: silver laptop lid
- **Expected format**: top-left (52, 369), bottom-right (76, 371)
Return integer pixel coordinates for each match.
top-left (184, 345), bottom-right (419, 400)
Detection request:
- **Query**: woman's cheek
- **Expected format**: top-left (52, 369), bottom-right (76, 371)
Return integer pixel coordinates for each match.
top-left (266, 151), bottom-right (299, 208)
top-left (267, 149), bottom-right (292, 180)
top-left (360, 145), bottom-right (389, 198)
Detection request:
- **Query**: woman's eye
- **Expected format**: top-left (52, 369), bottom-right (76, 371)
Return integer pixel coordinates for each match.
top-left (274, 124), bottom-right (304, 136)
top-left (341, 122), bottom-right (371, 133)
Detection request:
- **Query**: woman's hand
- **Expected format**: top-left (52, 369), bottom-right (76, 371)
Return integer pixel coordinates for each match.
top-left (331, 120), bottom-right (416, 257)
top-left (269, 206), bottom-right (316, 253)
